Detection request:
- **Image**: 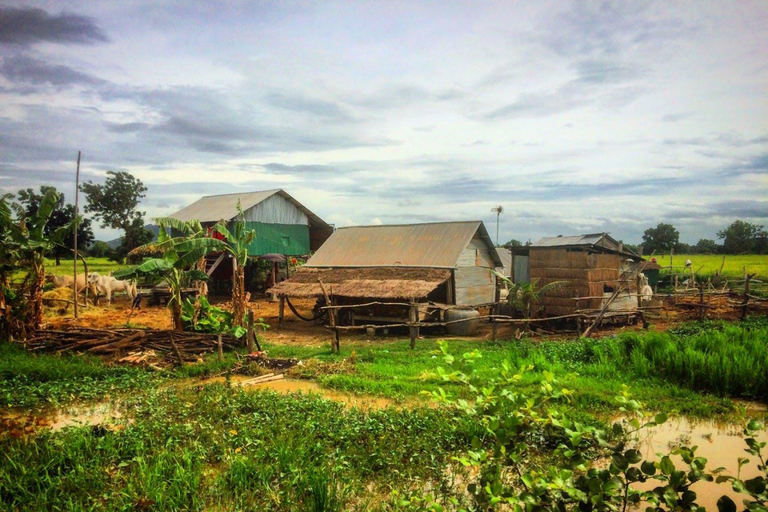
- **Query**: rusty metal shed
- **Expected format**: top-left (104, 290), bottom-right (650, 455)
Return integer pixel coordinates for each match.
top-left (273, 221), bottom-right (503, 306)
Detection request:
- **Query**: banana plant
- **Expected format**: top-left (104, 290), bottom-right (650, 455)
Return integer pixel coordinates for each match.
top-left (117, 218), bottom-right (228, 330)
top-left (494, 271), bottom-right (567, 336)
top-left (2, 189), bottom-right (72, 335)
top-left (212, 205), bottom-right (255, 328)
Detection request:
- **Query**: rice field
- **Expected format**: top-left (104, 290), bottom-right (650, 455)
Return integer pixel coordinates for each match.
top-left (651, 253), bottom-right (768, 279)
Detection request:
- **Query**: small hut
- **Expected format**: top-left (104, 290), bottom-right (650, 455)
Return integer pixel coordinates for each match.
top-left (527, 233), bottom-right (644, 316)
top-left (271, 221), bottom-right (503, 324)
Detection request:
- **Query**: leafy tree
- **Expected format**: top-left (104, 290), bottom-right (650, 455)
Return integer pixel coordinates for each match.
top-left (15, 187), bottom-right (94, 265)
top-left (87, 240), bottom-right (110, 258)
top-left (695, 239), bottom-right (720, 254)
top-left (502, 239), bottom-right (523, 249)
top-left (81, 171), bottom-right (151, 261)
top-left (717, 220), bottom-right (767, 254)
top-left (674, 242), bottom-right (694, 254)
top-left (641, 223), bottom-right (679, 254)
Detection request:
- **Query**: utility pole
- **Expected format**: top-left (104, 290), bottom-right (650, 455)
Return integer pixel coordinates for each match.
top-left (491, 205), bottom-right (503, 246)
top-left (73, 151), bottom-right (81, 319)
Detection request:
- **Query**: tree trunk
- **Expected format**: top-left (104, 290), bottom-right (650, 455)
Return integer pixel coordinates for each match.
top-left (231, 262), bottom-right (246, 327)
top-left (172, 301), bottom-right (183, 331)
top-left (55, 254), bottom-right (61, 266)
top-left (28, 261), bottom-right (45, 333)
top-left (196, 256), bottom-right (208, 297)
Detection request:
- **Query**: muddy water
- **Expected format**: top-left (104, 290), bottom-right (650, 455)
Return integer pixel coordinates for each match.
top-left (632, 416), bottom-right (768, 510)
top-left (2, 401), bottom-right (123, 433)
top-left (199, 375), bottom-right (396, 410)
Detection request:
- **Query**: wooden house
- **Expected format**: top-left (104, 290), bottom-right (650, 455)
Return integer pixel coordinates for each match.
top-left (271, 221), bottom-right (503, 323)
top-left (169, 189), bottom-right (332, 290)
top-left (527, 233), bottom-right (644, 316)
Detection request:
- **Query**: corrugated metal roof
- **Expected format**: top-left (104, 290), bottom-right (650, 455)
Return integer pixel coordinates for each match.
top-left (532, 233), bottom-right (608, 248)
top-left (305, 221), bottom-right (503, 269)
top-left (168, 189), bottom-right (330, 232)
top-left (531, 232), bottom-right (641, 259)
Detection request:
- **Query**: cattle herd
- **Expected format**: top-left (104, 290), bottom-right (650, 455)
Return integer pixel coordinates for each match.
top-left (45, 272), bottom-right (138, 304)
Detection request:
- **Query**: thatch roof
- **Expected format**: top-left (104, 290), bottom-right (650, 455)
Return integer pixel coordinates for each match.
top-left (270, 267), bottom-right (451, 299)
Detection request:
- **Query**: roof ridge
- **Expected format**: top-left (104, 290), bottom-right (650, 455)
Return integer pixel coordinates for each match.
top-left (200, 189), bottom-right (281, 199)
top-left (337, 220), bottom-right (481, 229)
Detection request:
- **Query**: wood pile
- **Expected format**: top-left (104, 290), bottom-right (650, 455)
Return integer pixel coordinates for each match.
top-left (26, 328), bottom-right (241, 363)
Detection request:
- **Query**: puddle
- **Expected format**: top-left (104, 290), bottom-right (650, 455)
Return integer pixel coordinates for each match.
top-left (630, 416), bottom-right (768, 510)
top-left (1, 401), bottom-right (123, 435)
top-left (199, 375), bottom-right (396, 410)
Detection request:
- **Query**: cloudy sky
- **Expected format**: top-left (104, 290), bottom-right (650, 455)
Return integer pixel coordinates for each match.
top-left (1, 1), bottom-right (766, 244)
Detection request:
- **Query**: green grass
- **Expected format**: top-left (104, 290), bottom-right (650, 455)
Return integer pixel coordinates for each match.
top-left (0, 343), bottom-right (158, 407)
top-left (652, 253), bottom-right (768, 279)
top-left (42, 257), bottom-right (125, 277)
top-left (263, 320), bottom-right (768, 418)
top-left (0, 385), bottom-right (474, 511)
top-left (2, 321), bottom-right (767, 510)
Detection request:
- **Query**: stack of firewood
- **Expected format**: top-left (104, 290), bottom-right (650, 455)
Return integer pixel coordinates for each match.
top-left (26, 328), bottom-right (241, 362)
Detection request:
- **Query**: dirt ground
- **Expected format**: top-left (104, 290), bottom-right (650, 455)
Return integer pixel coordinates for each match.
top-left (42, 291), bottom-right (753, 348)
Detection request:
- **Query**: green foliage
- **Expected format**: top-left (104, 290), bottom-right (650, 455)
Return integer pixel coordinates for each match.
top-left (87, 240), bottom-right (111, 258)
top-left (643, 223), bottom-right (680, 254)
top-left (0, 384), bottom-right (470, 511)
top-left (181, 295), bottom-right (262, 339)
top-left (0, 342), bottom-right (157, 407)
top-left (15, 186), bottom-right (94, 264)
top-left (595, 320), bottom-right (768, 400)
top-left (429, 341), bottom-right (768, 512)
top-left (81, 171), bottom-right (147, 232)
top-left (718, 220), bottom-right (768, 255)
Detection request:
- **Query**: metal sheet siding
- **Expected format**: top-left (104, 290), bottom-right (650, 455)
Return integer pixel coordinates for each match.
top-left (171, 190), bottom-right (280, 223)
top-left (305, 221), bottom-right (485, 268)
top-left (243, 194), bottom-right (309, 225)
top-left (243, 222), bottom-right (310, 256)
top-left (513, 255), bottom-right (530, 283)
top-left (454, 266), bottom-right (495, 305)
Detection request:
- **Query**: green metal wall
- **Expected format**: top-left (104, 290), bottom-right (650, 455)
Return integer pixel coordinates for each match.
top-left (242, 222), bottom-right (310, 256)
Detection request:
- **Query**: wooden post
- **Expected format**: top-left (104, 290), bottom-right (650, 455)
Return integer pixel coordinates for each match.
top-left (491, 275), bottom-right (500, 342)
top-left (582, 285), bottom-right (625, 338)
top-left (73, 151), bottom-right (81, 319)
top-left (247, 309), bottom-right (254, 352)
top-left (318, 279), bottom-right (339, 354)
top-left (409, 299), bottom-right (418, 349)
top-left (169, 332), bottom-right (185, 367)
top-left (699, 284), bottom-right (706, 320)
top-left (741, 274), bottom-right (754, 320)
top-left (636, 274), bottom-right (643, 308)
top-left (217, 334), bottom-right (223, 362)
top-left (278, 295), bottom-right (285, 328)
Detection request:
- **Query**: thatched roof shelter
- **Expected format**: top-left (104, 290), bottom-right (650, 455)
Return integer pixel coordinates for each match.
top-left (271, 267), bottom-right (451, 299)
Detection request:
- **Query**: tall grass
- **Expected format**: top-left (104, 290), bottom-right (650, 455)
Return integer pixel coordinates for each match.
top-left (593, 321), bottom-right (768, 400)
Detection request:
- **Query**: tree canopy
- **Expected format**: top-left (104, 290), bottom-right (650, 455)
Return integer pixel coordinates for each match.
top-left (15, 186), bottom-right (94, 265)
top-left (718, 220), bottom-right (767, 254)
top-left (641, 223), bottom-right (679, 254)
top-left (81, 171), bottom-right (151, 261)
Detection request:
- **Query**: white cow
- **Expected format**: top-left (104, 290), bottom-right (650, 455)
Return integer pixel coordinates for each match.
top-left (87, 272), bottom-right (137, 303)
top-left (45, 274), bottom-right (91, 294)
